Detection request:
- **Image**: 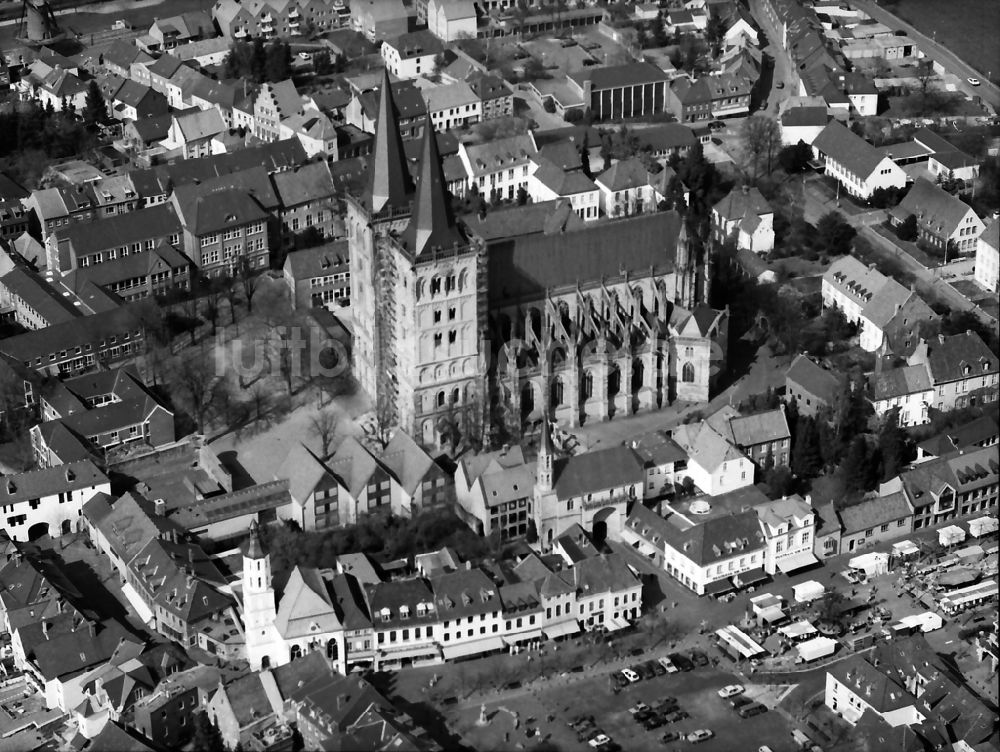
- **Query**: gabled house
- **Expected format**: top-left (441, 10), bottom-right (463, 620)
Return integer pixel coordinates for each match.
top-left (110, 80), bottom-right (169, 122)
top-left (889, 178), bottom-right (985, 256)
top-left (785, 353), bottom-right (845, 417)
top-left (812, 121), bottom-right (907, 201)
top-left (458, 132), bottom-right (538, 204)
top-left (527, 159), bottom-right (600, 221)
top-left (594, 157), bottom-right (657, 218)
top-left (621, 502), bottom-right (767, 595)
top-left (975, 216), bottom-right (999, 292)
top-left (906, 331), bottom-right (999, 411)
top-left (454, 445), bottom-right (536, 541)
top-left (468, 72), bottom-right (513, 120)
top-left (253, 79), bottom-right (304, 143)
top-left (163, 108), bottom-right (228, 159)
top-left (427, 0), bottom-right (477, 42)
top-left (712, 184), bottom-right (775, 253)
top-left (30, 366), bottom-right (175, 466)
top-left (0, 461), bottom-right (109, 542)
top-left (868, 364), bottom-right (933, 427)
top-left (381, 29), bottom-right (444, 79)
top-left (822, 255), bottom-right (937, 353)
top-left (668, 72), bottom-right (752, 123)
top-left (670, 421), bottom-right (753, 496)
top-left (422, 80), bottom-right (481, 131)
top-left (899, 444), bottom-right (998, 531)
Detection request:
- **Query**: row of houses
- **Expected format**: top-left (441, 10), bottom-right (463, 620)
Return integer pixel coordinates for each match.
top-left (621, 436), bottom-right (998, 595)
top-left (241, 519), bottom-right (642, 674)
top-left (0, 533), bottom-right (433, 751)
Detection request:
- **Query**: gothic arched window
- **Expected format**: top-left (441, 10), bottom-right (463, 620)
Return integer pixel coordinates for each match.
top-left (682, 362), bottom-right (695, 383)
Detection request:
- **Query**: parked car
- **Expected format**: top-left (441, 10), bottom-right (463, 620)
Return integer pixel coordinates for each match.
top-left (629, 702), bottom-right (651, 715)
top-left (638, 662), bottom-right (656, 680)
top-left (654, 696), bottom-right (678, 711)
top-left (642, 713), bottom-right (667, 730)
top-left (634, 710), bottom-right (655, 723)
top-left (709, 120), bottom-right (726, 131)
top-left (648, 659), bottom-right (667, 676)
top-left (588, 733), bottom-right (611, 747)
top-left (669, 653), bottom-right (694, 672)
top-left (760, 747), bottom-right (775, 752)
top-left (596, 742), bottom-right (621, 752)
top-left (738, 702), bottom-right (769, 718)
top-left (731, 695), bottom-right (754, 710)
top-left (690, 650), bottom-right (710, 667)
top-left (662, 730), bottom-right (683, 743)
top-left (579, 728), bottom-right (605, 743)
top-left (665, 709), bottom-right (690, 722)
top-left (688, 729), bottom-right (714, 743)
top-left (628, 647), bottom-right (644, 656)
top-left (718, 684), bottom-right (745, 698)
top-left (621, 668), bottom-right (640, 683)
top-left (657, 656), bottom-right (679, 673)
top-left (968, 77), bottom-right (981, 86)
top-left (569, 715), bottom-right (595, 730)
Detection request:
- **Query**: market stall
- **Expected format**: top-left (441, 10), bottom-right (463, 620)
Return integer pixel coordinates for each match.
top-left (848, 552), bottom-right (889, 577)
top-left (779, 620), bottom-right (818, 642)
top-left (939, 525), bottom-right (967, 547)
top-left (796, 636), bottom-right (837, 662)
top-left (891, 540), bottom-right (920, 559)
top-left (792, 580), bottom-right (825, 604)
top-left (968, 516), bottom-right (999, 538)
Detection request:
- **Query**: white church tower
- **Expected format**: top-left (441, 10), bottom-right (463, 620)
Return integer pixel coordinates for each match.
top-left (241, 521), bottom-right (285, 670)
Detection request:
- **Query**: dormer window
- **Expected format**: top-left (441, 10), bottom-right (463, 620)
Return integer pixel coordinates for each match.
top-left (399, 605), bottom-right (410, 620)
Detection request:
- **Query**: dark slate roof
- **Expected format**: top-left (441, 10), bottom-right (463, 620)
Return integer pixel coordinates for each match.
top-left (569, 61), bottom-right (671, 91)
top-left (461, 200), bottom-right (585, 241)
top-left (890, 178), bottom-right (976, 239)
top-left (837, 492), bottom-right (912, 534)
top-left (54, 204), bottom-right (181, 257)
top-left (171, 186), bottom-right (269, 236)
top-left (922, 332), bottom-right (998, 384)
top-left (487, 211), bottom-right (681, 305)
top-left (812, 121), bottom-right (887, 179)
top-left (785, 354), bottom-right (844, 406)
top-left (552, 445), bottom-right (644, 500)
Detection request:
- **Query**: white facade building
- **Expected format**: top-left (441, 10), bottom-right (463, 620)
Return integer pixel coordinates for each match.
top-left (0, 461), bottom-right (109, 541)
top-left (974, 217), bottom-right (999, 293)
top-left (812, 122), bottom-right (907, 201)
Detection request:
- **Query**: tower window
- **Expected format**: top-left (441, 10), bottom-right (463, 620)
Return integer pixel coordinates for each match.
top-left (433, 310), bottom-right (442, 323)
top-left (448, 330), bottom-right (457, 344)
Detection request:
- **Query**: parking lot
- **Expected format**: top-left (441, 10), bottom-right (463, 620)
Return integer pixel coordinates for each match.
top-left (542, 665), bottom-right (799, 752)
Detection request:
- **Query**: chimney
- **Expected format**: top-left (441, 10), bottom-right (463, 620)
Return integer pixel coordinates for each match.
top-left (42, 621), bottom-right (49, 640)
top-left (65, 467), bottom-right (76, 482)
top-left (938, 334), bottom-right (945, 344)
top-left (154, 499), bottom-right (166, 516)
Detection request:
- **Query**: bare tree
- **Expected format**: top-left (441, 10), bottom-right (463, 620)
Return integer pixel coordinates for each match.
top-left (309, 409), bottom-right (339, 457)
top-left (362, 392), bottom-right (395, 451)
top-left (916, 59), bottom-right (934, 113)
top-left (740, 114), bottom-right (782, 180)
top-left (199, 277), bottom-right (226, 337)
top-left (237, 257), bottom-right (262, 315)
top-left (172, 356), bottom-right (223, 433)
top-left (222, 275), bottom-right (241, 330)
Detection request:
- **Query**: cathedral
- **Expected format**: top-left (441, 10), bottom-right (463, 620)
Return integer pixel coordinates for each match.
top-left (347, 70), bottom-right (728, 448)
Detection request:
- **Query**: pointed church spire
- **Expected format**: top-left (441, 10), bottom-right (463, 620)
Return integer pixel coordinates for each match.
top-left (406, 113), bottom-right (462, 255)
top-left (241, 519), bottom-right (267, 559)
top-left (368, 68), bottom-right (413, 214)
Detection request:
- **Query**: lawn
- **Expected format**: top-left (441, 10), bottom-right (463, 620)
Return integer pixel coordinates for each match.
top-left (888, 0), bottom-right (1000, 82)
